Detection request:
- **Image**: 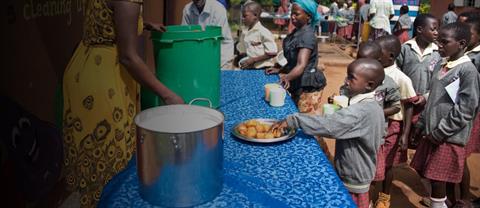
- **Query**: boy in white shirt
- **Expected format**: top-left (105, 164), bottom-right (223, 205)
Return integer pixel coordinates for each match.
top-left (373, 35), bottom-right (417, 208)
top-left (236, 1), bottom-right (278, 69)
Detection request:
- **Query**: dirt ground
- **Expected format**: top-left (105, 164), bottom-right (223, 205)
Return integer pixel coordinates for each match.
top-left (316, 43), bottom-right (480, 207)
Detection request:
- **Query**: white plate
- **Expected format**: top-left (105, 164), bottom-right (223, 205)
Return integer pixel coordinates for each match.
top-left (232, 118), bottom-right (296, 143)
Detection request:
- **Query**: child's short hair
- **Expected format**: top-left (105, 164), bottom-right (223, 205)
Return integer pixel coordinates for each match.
top-left (413, 14), bottom-right (437, 37)
top-left (441, 22), bottom-right (471, 44)
top-left (448, 3), bottom-right (455, 11)
top-left (400, 5), bottom-right (409, 15)
top-left (375, 35), bottom-right (402, 58)
top-left (351, 58), bottom-right (385, 89)
top-left (466, 19), bottom-right (480, 36)
top-left (357, 42), bottom-right (382, 59)
top-left (243, 1), bottom-right (262, 17)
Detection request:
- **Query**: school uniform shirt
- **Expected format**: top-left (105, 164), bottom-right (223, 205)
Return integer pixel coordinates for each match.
top-left (466, 44), bottom-right (480, 72)
top-left (417, 55), bottom-right (480, 145)
top-left (182, 0), bottom-right (234, 66)
top-left (340, 76), bottom-right (400, 141)
top-left (375, 76), bottom-right (401, 143)
top-left (442, 11), bottom-right (458, 26)
top-left (286, 91), bottom-right (385, 194)
top-left (384, 64), bottom-right (417, 121)
top-left (369, 0), bottom-right (394, 34)
top-left (237, 22), bottom-right (278, 69)
top-left (396, 38), bottom-right (442, 96)
top-left (339, 76), bottom-right (401, 111)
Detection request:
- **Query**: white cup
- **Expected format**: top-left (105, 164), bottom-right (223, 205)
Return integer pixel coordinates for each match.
top-left (333, 95), bottom-right (349, 108)
top-left (323, 104), bottom-right (340, 115)
top-left (264, 83), bottom-right (282, 101)
top-left (269, 87), bottom-right (286, 107)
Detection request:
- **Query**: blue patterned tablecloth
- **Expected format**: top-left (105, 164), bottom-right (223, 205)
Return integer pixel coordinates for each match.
top-left (99, 70), bottom-right (355, 208)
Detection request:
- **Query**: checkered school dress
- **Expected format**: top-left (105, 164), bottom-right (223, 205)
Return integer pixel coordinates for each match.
top-left (410, 138), bottom-right (466, 183)
top-left (374, 120), bottom-right (408, 181)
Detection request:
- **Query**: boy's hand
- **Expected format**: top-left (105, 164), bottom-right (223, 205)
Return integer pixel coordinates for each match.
top-left (270, 119), bottom-right (289, 135)
top-left (425, 134), bottom-right (442, 145)
top-left (144, 22), bottom-right (166, 32)
top-left (412, 95), bottom-right (426, 106)
top-left (240, 58), bottom-right (255, 69)
top-left (398, 134), bottom-right (409, 151)
top-left (409, 127), bottom-right (423, 148)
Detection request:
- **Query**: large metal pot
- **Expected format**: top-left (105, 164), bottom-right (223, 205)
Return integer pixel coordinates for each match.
top-left (134, 99), bottom-right (224, 207)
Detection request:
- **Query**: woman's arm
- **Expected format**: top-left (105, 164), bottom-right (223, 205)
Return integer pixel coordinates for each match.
top-left (280, 48), bottom-right (311, 89)
top-left (109, 0), bottom-right (183, 104)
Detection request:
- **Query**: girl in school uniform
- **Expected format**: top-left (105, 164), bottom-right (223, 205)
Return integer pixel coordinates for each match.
top-left (411, 22), bottom-right (480, 208)
top-left (396, 14), bottom-right (441, 139)
top-left (457, 18), bottom-right (480, 207)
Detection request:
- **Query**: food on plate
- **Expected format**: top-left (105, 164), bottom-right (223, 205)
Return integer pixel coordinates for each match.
top-left (236, 119), bottom-right (285, 139)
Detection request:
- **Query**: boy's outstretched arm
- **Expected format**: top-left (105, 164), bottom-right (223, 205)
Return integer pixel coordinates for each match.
top-left (283, 105), bottom-right (371, 139)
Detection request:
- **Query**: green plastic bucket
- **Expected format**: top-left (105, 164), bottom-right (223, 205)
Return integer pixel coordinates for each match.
top-left (142, 25), bottom-right (222, 109)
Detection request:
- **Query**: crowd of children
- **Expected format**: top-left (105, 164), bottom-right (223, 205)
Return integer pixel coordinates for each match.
top-left (229, 1), bottom-right (480, 207)
top-left (268, 5), bottom-right (480, 207)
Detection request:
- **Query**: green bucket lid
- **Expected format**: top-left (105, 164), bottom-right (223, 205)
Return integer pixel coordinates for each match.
top-left (151, 25), bottom-right (222, 43)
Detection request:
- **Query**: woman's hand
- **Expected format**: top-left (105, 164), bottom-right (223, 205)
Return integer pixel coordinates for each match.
top-left (279, 74), bottom-right (291, 90)
top-left (265, 67), bottom-right (281, 74)
top-left (144, 22), bottom-right (166, 32)
top-left (163, 92), bottom-right (184, 105)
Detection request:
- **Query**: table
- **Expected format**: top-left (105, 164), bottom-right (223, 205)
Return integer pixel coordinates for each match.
top-left (98, 70), bottom-right (355, 208)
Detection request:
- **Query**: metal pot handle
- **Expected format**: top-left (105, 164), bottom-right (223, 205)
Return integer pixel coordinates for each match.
top-left (189, 98), bottom-right (212, 108)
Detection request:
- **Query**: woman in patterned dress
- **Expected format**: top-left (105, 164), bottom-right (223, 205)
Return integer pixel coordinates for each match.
top-left (62, 0), bottom-right (183, 207)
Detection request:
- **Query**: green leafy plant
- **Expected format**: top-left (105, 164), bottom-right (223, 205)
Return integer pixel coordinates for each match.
top-left (419, 0), bottom-right (430, 14)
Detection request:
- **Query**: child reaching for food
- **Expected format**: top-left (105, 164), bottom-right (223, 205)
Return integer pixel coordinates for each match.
top-left (235, 1), bottom-right (278, 69)
top-left (271, 58), bottom-right (386, 208)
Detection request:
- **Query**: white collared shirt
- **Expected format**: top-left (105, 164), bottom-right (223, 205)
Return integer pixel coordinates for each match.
top-left (349, 91), bottom-right (376, 105)
top-left (445, 55), bottom-right (472, 69)
top-left (182, 0), bottom-right (234, 66)
top-left (384, 64), bottom-right (417, 121)
top-left (237, 22), bottom-right (278, 68)
top-left (466, 44), bottom-right (480, 55)
top-left (404, 38), bottom-right (439, 62)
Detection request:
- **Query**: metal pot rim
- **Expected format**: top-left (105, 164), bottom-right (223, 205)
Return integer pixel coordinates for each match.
top-left (134, 104), bottom-right (224, 134)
